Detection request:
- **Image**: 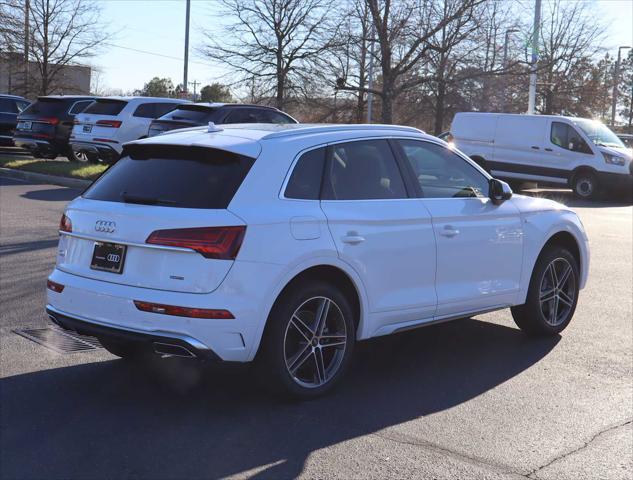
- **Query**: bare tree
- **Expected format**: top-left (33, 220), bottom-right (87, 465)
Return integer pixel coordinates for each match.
top-left (25, 0), bottom-right (108, 95)
top-left (201, 0), bottom-right (338, 110)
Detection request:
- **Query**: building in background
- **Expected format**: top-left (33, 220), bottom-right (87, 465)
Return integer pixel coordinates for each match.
top-left (0, 52), bottom-right (91, 99)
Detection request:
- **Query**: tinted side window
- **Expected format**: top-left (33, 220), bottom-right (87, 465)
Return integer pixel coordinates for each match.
top-left (322, 140), bottom-right (407, 200)
top-left (153, 103), bottom-right (179, 118)
top-left (265, 111), bottom-right (295, 124)
top-left (224, 108), bottom-right (266, 124)
top-left (133, 103), bottom-right (156, 118)
top-left (68, 100), bottom-right (93, 115)
top-left (0, 98), bottom-right (18, 113)
top-left (17, 101), bottom-right (30, 112)
top-left (550, 122), bottom-right (591, 154)
top-left (84, 100), bottom-right (127, 116)
top-left (285, 148), bottom-right (325, 200)
top-left (398, 140), bottom-right (489, 198)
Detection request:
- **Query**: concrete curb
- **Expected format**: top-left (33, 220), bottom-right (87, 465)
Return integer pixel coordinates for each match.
top-left (0, 167), bottom-right (91, 189)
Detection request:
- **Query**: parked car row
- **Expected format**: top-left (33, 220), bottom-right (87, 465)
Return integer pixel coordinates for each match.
top-left (7, 94), bottom-right (297, 163)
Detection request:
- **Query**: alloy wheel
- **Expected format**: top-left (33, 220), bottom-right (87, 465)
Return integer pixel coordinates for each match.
top-left (283, 296), bottom-right (348, 389)
top-left (539, 258), bottom-right (576, 326)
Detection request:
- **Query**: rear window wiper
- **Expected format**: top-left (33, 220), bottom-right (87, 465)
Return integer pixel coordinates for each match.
top-left (121, 192), bottom-right (177, 206)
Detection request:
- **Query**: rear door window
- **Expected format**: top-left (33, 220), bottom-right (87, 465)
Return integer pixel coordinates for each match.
top-left (84, 100), bottom-right (128, 116)
top-left (263, 111), bottom-right (295, 124)
top-left (322, 140), bottom-right (408, 200)
top-left (285, 148), bottom-right (325, 199)
top-left (83, 145), bottom-right (255, 209)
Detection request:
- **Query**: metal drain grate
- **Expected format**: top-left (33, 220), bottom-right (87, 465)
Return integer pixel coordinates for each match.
top-left (13, 326), bottom-right (102, 354)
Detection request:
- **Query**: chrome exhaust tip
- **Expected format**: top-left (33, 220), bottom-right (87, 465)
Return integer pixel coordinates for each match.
top-left (152, 342), bottom-right (196, 358)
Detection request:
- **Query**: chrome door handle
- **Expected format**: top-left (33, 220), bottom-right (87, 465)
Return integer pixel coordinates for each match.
top-left (439, 225), bottom-right (460, 238)
top-left (342, 232), bottom-right (365, 245)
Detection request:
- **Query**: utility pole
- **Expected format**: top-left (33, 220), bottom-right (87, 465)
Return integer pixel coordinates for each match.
top-left (24, 0), bottom-right (30, 98)
top-left (527, 0), bottom-right (541, 115)
top-left (611, 46), bottom-right (631, 127)
top-left (188, 80), bottom-right (200, 101)
top-left (366, 23), bottom-right (375, 124)
top-left (183, 0), bottom-right (191, 97)
top-left (501, 28), bottom-right (519, 113)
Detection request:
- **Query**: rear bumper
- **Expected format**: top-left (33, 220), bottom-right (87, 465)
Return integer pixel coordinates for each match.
top-left (71, 141), bottom-right (120, 163)
top-left (13, 137), bottom-right (57, 154)
top-left (47, 305), bottom-right (222, 361)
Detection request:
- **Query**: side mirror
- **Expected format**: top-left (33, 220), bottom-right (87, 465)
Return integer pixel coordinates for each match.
top-left (489, 178), bottom-right (513, 205)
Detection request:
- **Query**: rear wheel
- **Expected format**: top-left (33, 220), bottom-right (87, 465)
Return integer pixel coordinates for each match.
top-left (511, 246), bottom-right (579, 336)
top-left (67, 147), bottom-right (95, 163)
top-left (258, 281), bottom-right (356, 399)
top-left (99, 337), bottom-right (144, 360)
top-left (572, 171), bottom-right (599, 199)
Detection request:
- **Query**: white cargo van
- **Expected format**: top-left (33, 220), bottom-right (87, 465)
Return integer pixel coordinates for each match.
top-left (450, 113), bottom-right (632, 199)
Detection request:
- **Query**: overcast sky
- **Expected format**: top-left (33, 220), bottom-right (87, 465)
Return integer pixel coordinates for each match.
top-left (94, 0), bottom-right (633, 95)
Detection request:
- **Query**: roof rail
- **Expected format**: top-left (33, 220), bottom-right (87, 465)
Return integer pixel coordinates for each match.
top-left (261, 124), bottom-right (424, 140)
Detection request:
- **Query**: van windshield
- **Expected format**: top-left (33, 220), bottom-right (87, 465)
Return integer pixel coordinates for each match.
top-left (573, 119), bottom-right (625, 149)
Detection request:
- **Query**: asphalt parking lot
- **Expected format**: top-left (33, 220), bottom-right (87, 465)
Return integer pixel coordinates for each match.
top-left (0, 174), bottom-right (631, 480)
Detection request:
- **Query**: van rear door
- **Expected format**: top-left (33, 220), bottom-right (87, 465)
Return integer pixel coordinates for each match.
top-left (490, 115), bottom-right (547, 181)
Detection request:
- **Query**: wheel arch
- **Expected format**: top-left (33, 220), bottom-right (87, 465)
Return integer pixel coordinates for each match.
top-left (569, 165), bottom-right (598, 187)
top-left (249, 258), bottom-right (369, 360)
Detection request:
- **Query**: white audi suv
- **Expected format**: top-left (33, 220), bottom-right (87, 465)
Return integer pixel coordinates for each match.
top-left (47, 123), bottom-right (590, 398)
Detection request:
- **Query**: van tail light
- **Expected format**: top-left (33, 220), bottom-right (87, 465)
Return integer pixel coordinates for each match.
top-left (59, 213), bottom-right (72, 233)
top-left (134, 301), bottom-right (234, 319)
top-left (96, 119), bottom-right (122, 128)
top-left (146, 226), bottom-right (246, 260)
top-left (39, 117), bottom-right (59, 125)
top-left (47, 279), bottom-right (65, 293)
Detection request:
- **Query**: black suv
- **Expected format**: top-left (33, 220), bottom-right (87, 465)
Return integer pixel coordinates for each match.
top-left (0, 95), bottom-right (31, 146)
top-left (147, 103), bottom-right (297, 137)
top-left (13, 96), bottom-right (95, 160)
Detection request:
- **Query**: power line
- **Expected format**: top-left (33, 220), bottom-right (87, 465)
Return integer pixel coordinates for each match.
top-left (103, 42), bottom-right (210, 67)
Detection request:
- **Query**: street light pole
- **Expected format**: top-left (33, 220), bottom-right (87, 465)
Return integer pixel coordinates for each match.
top-left (501, 28), bottom-right (519, 113)
top-left (527, 0), bottom-right (541, 114)
top-left (183, 0), bottom-right (191, 97)
top-left (611, 46), bottom-right (631, 127)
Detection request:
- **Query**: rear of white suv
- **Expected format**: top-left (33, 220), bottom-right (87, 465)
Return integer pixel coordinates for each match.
top-left (70, 97), bottom-right (188, 163)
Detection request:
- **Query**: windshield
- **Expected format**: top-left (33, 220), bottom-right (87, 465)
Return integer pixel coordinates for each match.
top-left (573, 119), bottom-right (625, 149)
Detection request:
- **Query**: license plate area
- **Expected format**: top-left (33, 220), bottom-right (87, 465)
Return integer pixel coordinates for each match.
top-left (83, 124), bottom-right (92, 133)
top-left (90, 242), bottom-right (127, 274)
top-left (18, 121), bottom-right (32, 130)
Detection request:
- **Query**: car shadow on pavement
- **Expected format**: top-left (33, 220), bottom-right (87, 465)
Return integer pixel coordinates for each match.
top-left (20, 187), bottom-right (81, 202)
top-left (0, 318), bottom-right (559, 479)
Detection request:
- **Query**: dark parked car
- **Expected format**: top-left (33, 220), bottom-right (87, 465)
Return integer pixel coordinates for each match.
top-left (147, 103), bottom-right (297, 137)
top-left (13, 95), bottom-right (95, 161)
top-left (0, 94), bottom-right (31, 146)
top-left (617, 133), bottom-right (633, 149)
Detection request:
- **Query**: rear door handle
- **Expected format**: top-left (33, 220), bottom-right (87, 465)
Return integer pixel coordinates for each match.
top-left (544, 147), bottom-right (553, 152)
top-left (439, 225), bottom-right (460, 238)
top-left (342, 232), bottom-right (365, 245)
top-left (531, 146), bottom-right (540, 150)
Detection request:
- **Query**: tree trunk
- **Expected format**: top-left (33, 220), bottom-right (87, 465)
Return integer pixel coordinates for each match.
top-left (434, 81), bottom-right (446, 135)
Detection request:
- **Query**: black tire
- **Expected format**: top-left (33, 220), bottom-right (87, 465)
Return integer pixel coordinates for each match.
top-left (511, 246), bottom-right (580, 336)
top-left (572, 171), bottom-right (599, 200)
top-left (257, 280), bottom-right (356, 399)
top-left (99, 337), bottom-right (145, 359)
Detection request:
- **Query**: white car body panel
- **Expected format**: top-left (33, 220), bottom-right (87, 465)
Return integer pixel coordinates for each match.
top-left (48, 124), bottom-right (590, 362)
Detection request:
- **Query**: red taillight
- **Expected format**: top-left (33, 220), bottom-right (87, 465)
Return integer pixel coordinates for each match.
top-left (39, 117), bottom-right (59, 125)
top-left (59, 213), bottom-right (72, 233)
top-left (134, 301), bottom-right (234, 319)
top-left (92, 137), bottom-right (118, 143)
top-left (146, 226), bottom-right (246, 260)
top-left (47, 279), bottom-right (64, 293)
top-left (96, 119), bottom-right (122, 128)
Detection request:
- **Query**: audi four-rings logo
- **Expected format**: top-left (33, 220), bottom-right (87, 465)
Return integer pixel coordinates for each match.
top-left (106, 253), bottom-right (120, 262)
top-left (95, 220), bottom-right (116, 233)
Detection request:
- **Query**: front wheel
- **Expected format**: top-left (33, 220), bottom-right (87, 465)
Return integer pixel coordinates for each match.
top-left (572, 171), bottom-right (599, 200)
top-left (258, 281), bottom-right (356, 399)
top-left (511, 246), bottom-right (580, 336)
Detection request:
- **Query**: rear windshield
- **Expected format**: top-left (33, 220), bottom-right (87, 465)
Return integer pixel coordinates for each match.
top-left (83, 145), bottom-right (255, 209)
top-left (159, 105), bottom-right (217, 122)
top-left (84, 99), bottom-right (127, 116)
top-left (21, 98), bottom-right (68, 115)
